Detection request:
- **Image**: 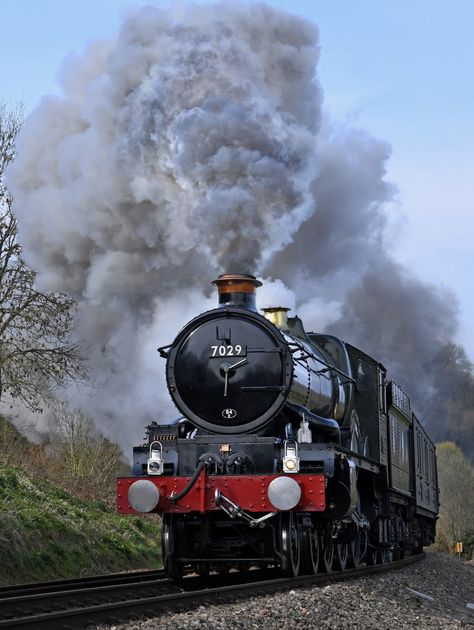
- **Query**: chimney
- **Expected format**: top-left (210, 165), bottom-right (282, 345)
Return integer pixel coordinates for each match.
top-left (212, 273), bottom-right (262, 312)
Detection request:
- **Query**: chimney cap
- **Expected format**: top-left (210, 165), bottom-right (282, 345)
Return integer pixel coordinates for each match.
top-left (212, 273), bottom-right (262, 291)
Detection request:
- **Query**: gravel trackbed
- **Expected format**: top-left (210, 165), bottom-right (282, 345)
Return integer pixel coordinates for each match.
top-left (95, 551), bottom-right (473, 629)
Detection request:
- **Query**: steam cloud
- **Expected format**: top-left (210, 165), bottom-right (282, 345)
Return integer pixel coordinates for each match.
top-left (6, 2), bottom-right (466, 450)
top-left (8, 3), bottom-right (321, 445)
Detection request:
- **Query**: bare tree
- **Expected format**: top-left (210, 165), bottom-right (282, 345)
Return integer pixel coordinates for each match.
top-left (0, 414), bottom-right (31, 466)
top-left (47, 402), bottom-right (127, 501)
top-left (0, 103), bottom-right (86, 411)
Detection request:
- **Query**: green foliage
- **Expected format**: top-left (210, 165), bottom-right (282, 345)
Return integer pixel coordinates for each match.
top-left (0, 465), bottom-right (161, 585)
top-left (435, 441), bottom-right (474, 559)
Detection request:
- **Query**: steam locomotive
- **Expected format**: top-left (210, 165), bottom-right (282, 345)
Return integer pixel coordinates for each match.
top-left (117, 274), bottom-right (438, 578)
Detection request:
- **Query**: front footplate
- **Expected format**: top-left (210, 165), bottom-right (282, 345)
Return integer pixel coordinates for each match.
top-left (117, 473), bottom-right (325, 514)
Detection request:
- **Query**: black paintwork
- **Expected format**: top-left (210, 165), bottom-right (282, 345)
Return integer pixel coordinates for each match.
top-left (166, 308), bottom-right (293, 434)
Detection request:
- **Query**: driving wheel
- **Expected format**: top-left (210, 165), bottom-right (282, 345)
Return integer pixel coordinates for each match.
top-left (336, 542), bottom-right (349, 570)
top-left (350, 529), bottom-right (367, 568)
top-left (319, 526), bottom-right (335, 573)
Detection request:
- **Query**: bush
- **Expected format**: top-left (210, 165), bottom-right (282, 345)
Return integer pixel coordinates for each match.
top-left (435, 442), bottom-right (474, 559)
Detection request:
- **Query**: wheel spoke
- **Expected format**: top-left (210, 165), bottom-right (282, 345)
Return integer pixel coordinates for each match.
top-left (336, 542), bottom-right (349, 570)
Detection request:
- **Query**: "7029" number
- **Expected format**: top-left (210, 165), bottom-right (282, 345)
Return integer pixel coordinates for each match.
top-left (209, 345), bottom-right (246, 358)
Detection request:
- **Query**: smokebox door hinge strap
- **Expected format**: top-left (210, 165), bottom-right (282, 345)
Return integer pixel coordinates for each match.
top-left (216, 326), bottom-right (232, 342)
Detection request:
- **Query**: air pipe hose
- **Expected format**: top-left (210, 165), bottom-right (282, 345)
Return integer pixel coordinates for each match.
top-left (170, 460), bottom-right (206, 503)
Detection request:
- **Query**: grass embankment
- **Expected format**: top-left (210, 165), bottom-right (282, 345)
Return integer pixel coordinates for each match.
top-left (0, 465), bottom-right (162, 585)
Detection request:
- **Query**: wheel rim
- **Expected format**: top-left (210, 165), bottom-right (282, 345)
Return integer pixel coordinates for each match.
top-left (280, 512), bottom-right (300, 576)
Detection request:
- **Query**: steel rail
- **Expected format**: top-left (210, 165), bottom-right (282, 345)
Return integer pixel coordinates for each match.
top-left (0, 569), bottom-right (166, 598)
top-left (0, 574), bottom-right (177, 623)
top-left (0, 554), bottom-right (425, 630)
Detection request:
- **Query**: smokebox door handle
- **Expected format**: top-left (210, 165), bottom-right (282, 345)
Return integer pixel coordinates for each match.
top-left (157, 343), bottom-right (173, 358)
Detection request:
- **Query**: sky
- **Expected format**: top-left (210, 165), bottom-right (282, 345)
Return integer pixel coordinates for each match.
top-left (1, 0), bottom-right (473, 359)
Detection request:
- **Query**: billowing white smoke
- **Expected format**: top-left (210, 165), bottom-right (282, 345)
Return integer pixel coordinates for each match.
top-left (7, 2), bottom-right (461, 451)
top-left (7, 3), bottom-right (321, 446)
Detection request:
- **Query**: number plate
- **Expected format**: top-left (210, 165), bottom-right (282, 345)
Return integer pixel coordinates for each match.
top-left (209, 344), bottom-right (247, 358)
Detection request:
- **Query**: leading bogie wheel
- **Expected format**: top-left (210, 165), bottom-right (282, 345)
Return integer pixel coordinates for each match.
top-left (300, 523), bottom-right (319, 574)
top-left (162, 514), bottom-right (184, 580)
top-left (279, 512), bottom-right (301, 577)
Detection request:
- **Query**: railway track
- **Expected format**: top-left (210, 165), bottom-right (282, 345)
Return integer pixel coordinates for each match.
top-left (0, 554), bottom-right (425, 629)
top-left (0, 569), bottom-right (167, 598)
